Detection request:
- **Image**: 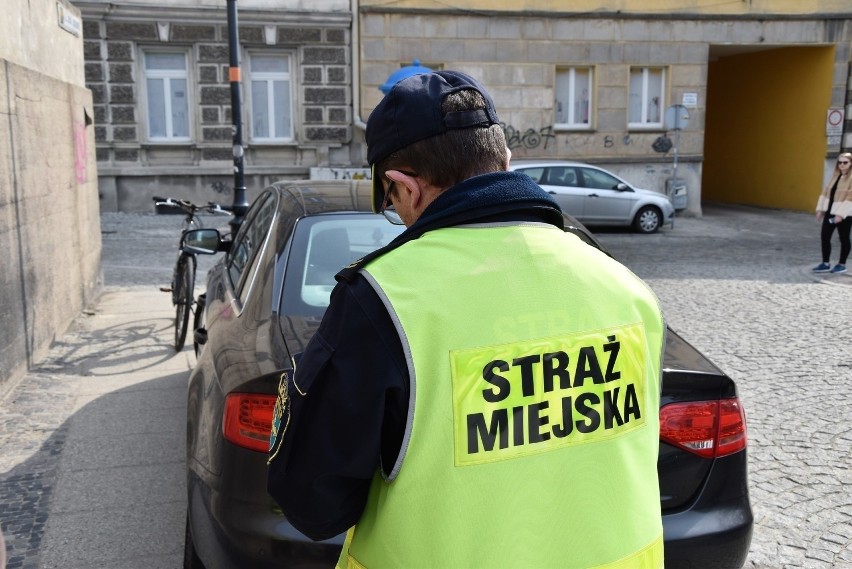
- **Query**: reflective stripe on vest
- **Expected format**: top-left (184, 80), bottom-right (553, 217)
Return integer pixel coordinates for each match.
top-left (340, 223), bottom-right (665, 569)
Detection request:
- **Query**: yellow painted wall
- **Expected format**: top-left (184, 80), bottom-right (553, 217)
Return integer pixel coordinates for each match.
top-left (702, 46), bottom-right (835, 211)
top-left (360, 0), bottom-right (851, 16)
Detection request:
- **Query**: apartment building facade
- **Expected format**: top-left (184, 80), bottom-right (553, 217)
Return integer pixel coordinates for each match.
top-left (79, 0), bottom-right (851, 213)
top-left (77, 0), bottom-right (357, 211)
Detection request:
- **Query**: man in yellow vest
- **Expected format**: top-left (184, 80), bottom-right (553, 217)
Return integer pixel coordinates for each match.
top-left (268, 70), bottom-right (665, 568)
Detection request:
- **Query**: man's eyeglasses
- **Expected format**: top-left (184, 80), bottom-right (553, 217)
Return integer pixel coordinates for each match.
top-left (379, 181), bottom-right (396, 213)
top-left (379, 170), bottom-right (417, 225)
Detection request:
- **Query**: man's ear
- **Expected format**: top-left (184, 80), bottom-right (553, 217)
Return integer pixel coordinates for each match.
top-left (385, 169), bottom-right (422, 205)
top-left (503, 147), bottom-right (512, 171)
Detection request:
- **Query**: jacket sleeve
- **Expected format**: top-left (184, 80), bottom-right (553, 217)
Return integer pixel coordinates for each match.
top-left (830, 180), bottom-right (852, 218)
top-left (817, 174), bottom-right (838, 213)
top-left (267, 275), bottom-right (408, 541)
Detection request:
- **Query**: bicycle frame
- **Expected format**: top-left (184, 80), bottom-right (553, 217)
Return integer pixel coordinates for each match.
top-left (153, 196), bottom-right (232, 352)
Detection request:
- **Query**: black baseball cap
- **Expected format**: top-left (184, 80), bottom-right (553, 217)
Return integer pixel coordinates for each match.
top-left (366, 70), bottom-right (500, 213)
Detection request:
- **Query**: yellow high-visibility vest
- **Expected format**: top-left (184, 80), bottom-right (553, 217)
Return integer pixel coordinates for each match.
top-left (340, 222), bottom-right (665, 569)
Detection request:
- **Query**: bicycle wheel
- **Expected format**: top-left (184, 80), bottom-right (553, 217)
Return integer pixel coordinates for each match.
top-left (174, 254), bottom-right (196, 352)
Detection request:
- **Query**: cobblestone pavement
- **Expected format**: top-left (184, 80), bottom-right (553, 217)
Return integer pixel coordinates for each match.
top-left (595, 204), bottom-right (852, 569)
top-left (0, 204), bottom-right (851, 568)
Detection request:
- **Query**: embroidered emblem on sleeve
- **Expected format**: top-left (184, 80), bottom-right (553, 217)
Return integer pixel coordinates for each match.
top-left (267, 370), bottom-right (291, 464)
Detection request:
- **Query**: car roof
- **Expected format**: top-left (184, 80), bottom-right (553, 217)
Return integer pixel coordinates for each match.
top-left (268, 179), bottom-right (375, 217)
top-left (261, 178), bottom-right (607, 256)
top-left (509, 160), bottom-right (590, 168)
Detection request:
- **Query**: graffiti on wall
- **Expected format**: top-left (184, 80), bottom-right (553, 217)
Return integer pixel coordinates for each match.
top-left (500, 123), bottom-right (670, 156)
top-left (603, 135), bottom-right (635, 148)
top-left (211, 181), bottom-right (231, 195)
top-left (73, 123), bottom-right (87, 184)
top-left (500, 123), bottom-right (556, 150)
top-left (652, 136), bottom-right (673, 153)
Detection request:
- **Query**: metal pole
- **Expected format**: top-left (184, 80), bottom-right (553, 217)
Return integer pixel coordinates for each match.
top-left (671, 127), bottom-right (680, 229)
top-left (226, 0), bottom-right (248, 234)
top-left (672, 127), bottom-right (680, 192)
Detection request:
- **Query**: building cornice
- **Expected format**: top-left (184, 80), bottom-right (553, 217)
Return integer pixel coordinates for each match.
top-left (75, 2), bottom-right (351, 26)
top-left (358, 6), bottom-right (852, 22)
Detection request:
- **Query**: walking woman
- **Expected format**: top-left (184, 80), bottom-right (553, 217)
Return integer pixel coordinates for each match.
top-left (813, 152), bottom-right (852, 274)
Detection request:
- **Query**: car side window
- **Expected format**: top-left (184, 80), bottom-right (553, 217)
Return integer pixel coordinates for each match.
top-left (546, 167), bottom-right (578, 187)
top-left (515, 167), bottom-right (544, 183)
top-left (580, 168), bottom-right (622, 190)
top-left (283, 215), bottom-right (405, 314)
top-left (227, 192), bottom-right (277, 299)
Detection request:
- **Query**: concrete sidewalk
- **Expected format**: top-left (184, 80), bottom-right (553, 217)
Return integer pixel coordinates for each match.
top-left (1, 210), bottom-right (226, 569)
top-left (0, 286), bottom-right (192, 569)
top-left (0, 205), bottom-right (850, 569)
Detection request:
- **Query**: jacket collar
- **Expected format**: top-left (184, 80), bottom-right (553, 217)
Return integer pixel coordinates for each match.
top-left (337, 171), bottom-right (563, 283)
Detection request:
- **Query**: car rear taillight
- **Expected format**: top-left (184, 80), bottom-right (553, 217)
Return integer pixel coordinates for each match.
top-left (659, 398), bottom-right (747, 459)
top-left (223, 393), bottom-right (276, 452)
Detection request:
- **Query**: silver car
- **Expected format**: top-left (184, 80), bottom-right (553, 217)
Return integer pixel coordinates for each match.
top-left (510, 160), bottom-right (675, 233)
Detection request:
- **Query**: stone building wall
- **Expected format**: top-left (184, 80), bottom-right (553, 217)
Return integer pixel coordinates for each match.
top-left (79, 3), bottom-right (354, 211)
top-left (0, 0), bottom-right (102, 393)
top-left (74, 1), bottom-right (851, 214)
top-left (356, 10), bottom-right (851, 213)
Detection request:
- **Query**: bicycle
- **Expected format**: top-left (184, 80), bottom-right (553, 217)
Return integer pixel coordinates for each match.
top-left (153, 196), bottom-right (232, 352)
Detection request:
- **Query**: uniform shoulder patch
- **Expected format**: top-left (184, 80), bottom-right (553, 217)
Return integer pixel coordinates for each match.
top-left (267, 370), bottom-right (291, 464)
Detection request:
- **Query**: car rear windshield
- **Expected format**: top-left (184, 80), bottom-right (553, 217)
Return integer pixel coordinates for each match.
top-left (282, 213), bottom-right (405, 316)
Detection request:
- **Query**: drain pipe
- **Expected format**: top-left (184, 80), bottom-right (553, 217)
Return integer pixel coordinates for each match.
top-left (352, 0), bottom-right (367, 131)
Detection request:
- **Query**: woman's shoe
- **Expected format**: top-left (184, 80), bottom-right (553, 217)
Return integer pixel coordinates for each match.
top-left (812, 262), bottom-right (831, 272)
top-left (830, 264), bottom-right (847, 274)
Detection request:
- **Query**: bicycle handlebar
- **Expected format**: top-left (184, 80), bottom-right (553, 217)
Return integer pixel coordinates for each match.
top-left (206, 202), bottom-right (232, 215)
top-left (153, 196), bottom-right (232, 216)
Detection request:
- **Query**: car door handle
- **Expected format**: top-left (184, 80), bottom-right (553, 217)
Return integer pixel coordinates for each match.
top-left (548, 191), bottom-right (556, 194)
top-left (587, 193), bottom-right (600, 198)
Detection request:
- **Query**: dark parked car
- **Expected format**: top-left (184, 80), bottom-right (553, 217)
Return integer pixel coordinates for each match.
top-left (183, 179), bottom-right (752, 569)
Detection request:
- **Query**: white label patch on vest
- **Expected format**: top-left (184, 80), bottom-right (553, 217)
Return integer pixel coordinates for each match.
top-left (450, 323), bottom-right (647, 466)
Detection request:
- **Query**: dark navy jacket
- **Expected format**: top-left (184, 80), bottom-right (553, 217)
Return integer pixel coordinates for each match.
top-left (267, 171), bottom-right (564, 541)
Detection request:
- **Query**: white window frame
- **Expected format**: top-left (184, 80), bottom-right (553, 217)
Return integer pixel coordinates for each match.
top-left (628, 66), bottom-right (666, 129)
top-left (248, 52), bottom-right (294, 143)
top-left (555, 66), bottom-right (594, 130)
top-left (141, 49), bottom-right (192, 142)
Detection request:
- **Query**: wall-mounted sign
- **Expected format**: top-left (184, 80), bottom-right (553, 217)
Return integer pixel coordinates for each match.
top-left (57, 2), bottom-right (81, 37)
top-left (664, 104), bottom-right (690, 131)
top-left (682, 93), bottom-right (698, 108)
top-left (310, 167), bottom-right (370, 181)
top-left (826, 108), bottom-right (845, 136)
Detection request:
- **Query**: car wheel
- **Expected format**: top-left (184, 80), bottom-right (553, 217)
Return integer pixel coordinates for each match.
top-left (633, 206), bottom-right (662, 233)
top-left (184, 515), bottom-right (205, 569)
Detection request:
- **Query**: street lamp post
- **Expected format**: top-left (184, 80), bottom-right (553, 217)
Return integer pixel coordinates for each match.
top-left (226, 0), bottom-right (248, 234)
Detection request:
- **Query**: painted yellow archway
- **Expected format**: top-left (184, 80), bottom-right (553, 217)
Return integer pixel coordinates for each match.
top-left (703, 46), bottom-right (836, 211)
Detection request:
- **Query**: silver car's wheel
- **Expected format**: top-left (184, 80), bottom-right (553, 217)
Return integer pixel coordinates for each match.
top-left (633, 206), bottom-right (662, 233)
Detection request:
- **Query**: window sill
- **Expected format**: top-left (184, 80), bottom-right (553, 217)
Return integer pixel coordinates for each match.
top-left (248, 139), bottom-right (298, 146)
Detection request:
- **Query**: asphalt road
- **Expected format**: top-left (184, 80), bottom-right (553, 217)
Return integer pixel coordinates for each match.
top-left (1, 203), bottom-right (851, 568)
